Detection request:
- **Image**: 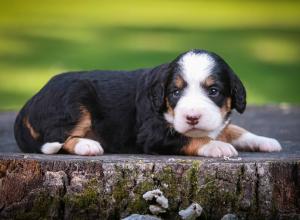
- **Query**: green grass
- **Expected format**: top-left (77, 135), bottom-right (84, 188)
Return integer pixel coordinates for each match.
top-left (0, 0), bottom-right (300, 110)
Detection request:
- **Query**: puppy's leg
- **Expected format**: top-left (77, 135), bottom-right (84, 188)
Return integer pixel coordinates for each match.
top-left (61, 106), bottom-right (104, 156)
top-left (28, 127), bottom-right (104, 156)
top-left (181, 137), bottom-right (238, 158)
top-left (218, 124), bottom-right (282, 152)
top-left (41, 80), bottom-right (104, 156)
top-left (63, 137), bottom-right (104, 156)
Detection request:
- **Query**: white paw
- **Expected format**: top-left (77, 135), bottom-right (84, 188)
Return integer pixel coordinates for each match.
top-left (251, 136), bottom-right (282, 152)
top-left (74, 138), bottom-right (104, 156)
top-left (197, 140), bottom-right (238, 158)
top-left (41, 142), bottom-right (63, 154)
top-left (232, 132), bottom-right (282, 152)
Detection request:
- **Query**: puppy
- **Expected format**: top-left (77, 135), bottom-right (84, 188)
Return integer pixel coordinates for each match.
top-left (14, 49), bottom-right (282, 157)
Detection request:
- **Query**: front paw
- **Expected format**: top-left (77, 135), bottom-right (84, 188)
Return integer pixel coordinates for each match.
top-left (198, 140), bottom-right (238, 158)
top-left (74, 138), bottom-right (104, 156)
top-left (250, 135), bottom-right (282, 152)
top-left (233, 133), bottom-right (282, 152)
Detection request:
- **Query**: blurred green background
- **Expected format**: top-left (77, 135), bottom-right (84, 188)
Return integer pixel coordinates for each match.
top-left (0, 0), bottom-right (299, 110)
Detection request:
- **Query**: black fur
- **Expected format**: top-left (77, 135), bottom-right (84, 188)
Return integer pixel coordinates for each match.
top-left (14, 49), bottom-right (246, 154)
top-left (14, 68), bottom-right (187, 154)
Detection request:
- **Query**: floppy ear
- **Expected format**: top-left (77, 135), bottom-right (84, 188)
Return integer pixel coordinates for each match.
top-left (150, 83), bottom-right (165, 112)
top-left (230, 71), bottom-right (247, 113)
top-left (147, 63), bottom-right (171, 113)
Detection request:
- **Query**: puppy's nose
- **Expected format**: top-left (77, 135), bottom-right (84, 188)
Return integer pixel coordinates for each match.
top-left (186, 115), bottom-right (201, 126)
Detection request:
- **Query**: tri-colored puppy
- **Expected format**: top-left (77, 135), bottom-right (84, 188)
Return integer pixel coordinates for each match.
top-left (14, 49), bottom-right (282, 157)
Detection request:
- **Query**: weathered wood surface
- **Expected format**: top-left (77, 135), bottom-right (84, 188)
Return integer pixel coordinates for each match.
top-left (0, 106), bottom-right (299, 219)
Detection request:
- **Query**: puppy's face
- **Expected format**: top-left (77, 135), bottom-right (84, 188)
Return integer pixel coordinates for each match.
top-left (163, 50), bottom-right (246, 138)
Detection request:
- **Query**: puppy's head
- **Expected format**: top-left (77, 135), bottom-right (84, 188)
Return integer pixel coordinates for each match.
top-left (150, 49), bottom-right (246, 138)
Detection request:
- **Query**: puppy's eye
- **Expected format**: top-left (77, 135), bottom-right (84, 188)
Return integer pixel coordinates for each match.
top-left (172, 90), bottom-right (181, 98)
top-left (208, 87), bottom-right (220, 97)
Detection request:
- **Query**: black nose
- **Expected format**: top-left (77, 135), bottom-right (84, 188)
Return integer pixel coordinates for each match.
top-left (186, 115), bottom-right (201, 126)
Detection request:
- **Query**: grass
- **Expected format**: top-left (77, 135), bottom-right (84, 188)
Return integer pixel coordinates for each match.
top-left (0, 0), bottom-right (300, 110)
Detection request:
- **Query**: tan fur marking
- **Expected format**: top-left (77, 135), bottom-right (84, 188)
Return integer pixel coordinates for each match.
top-left (63, 107), bottom-right (93, 154)
top-left (69, 107), bottom-right (92, 137)
top-left (165, 97), bottom-right (174, 116)
top-left (220, 97), bottom-right (232, 117)
top-left (217, 124), bottom-right (246, 143)
top-left (181, 137), bottom-right (212, 156)
top-left (175, 75), bottom-right (185, 89)
top-left (203, 76), bottom-right (216, 87)
top-left (63, 137), bottom-right (80, 154)
top-left (23, 116), bottom-right (40, 140)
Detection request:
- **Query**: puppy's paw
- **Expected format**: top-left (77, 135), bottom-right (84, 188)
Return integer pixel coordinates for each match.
top-left (233, 133), bottom-right (282, 152)
top-left (41, 142), bottom-right (63, 154)
top-left (74, 138), bottom-right (104, 156)
top-left (253, 136), bottom-right (282, 152)
top-left (197, 140), bottom-right (238, 158)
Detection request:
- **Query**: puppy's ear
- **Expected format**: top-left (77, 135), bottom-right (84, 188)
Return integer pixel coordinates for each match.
top-left (148, 63), bottom-right (171, 113)
top-left (150, 83), bottom-right (165, 112)
top-left (230, 71), bottom-right (246, 113)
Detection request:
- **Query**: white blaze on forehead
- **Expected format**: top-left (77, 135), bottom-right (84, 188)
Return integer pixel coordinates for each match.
top-left (179, 52), bottom-right (215, 83)
top-left (164, 51), bottom-right (224, 137)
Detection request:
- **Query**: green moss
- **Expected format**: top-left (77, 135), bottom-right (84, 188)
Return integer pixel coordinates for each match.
top-left (110, 164), bottom-right (151, 216)
top-left (127, 181), bottom-right (154, 214)
top-left (112, 178), bottom-right (130, 203)
top-left (196, 174), bottom-right (241, 219)
top-left (114, 164), bottom-right (156, 214)
top-left (186, 161), bottom-right (201, 202)
top-left (15, 190), bottom-right (61, 220)
top-left (63, 178), bottom-right (99, 210)
top-left (112, 165), bottom-right (134, 203)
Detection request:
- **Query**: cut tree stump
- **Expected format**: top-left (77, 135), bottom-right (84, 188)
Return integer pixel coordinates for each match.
top-left (0, 106), bottom-right (299, 219)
